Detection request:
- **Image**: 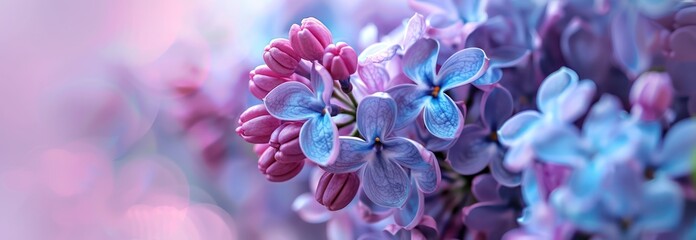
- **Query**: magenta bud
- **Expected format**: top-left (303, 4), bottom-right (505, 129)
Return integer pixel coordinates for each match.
top-left (236, 104), bottom-right (282, 144)
top-left (269, 122), bottom-right (306, 163)
top-left (630, 72), bottom-right (674, 121)
top-left (323, 42), bottom-right (358, 80)
top-left (315, 172), bottom-right (360, 211)
top-left (258, 147), bottom-right (304, 182)
top-left (264, 38), bottom-right (301, 76)
top-left (249, 65), bottom-right (292, 99)
top-left (289, 17), bottom-right (333, 61)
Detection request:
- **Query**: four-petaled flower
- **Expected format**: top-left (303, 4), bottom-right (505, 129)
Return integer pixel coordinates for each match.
top-left (323, 93), bottom-right (437, 209)
top-left (387, 38), bottom-right (488, 139)
top-left (264, 63), bottom-right (339, 166)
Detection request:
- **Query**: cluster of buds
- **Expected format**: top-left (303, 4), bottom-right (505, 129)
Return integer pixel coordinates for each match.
top-left (238, 17), bottom-right (360, 207)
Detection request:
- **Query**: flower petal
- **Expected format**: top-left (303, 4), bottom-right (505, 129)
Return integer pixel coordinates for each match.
top-left (633, 176), bottom-right (683, 232)
top-left (387, 84), bottom-right (430, 130)
top-left (311, 63), bottom-right (335, 105)
top-left (472, 67), bottom-right (503, 87)
top-left (463, 203), bottom-right (518, 240)
top-left (264, 82), bottom-right (323, 120)
top-left (357, 93), bottom-right (398, 140)
top-left (438, 48), bottom-right (489, 90)
top-left (481, 86), bottom-right (513, 129)
top-left (382, 137), bottom-right (429, 170)
top-left (424, 94), bottom-right (463, 139)
top-left (394, 182), bottom-right (424, 229)
top-left (489, 46), bottom-right (530, 68)
top-left (357, 63), bottom-right (390, 93)
top-left (447, 125), bottom-right (492, 175)
top-left (556, 79), bottom-right (596, 122)
top-left (611, 11), bottom-right (653, 77)
top-left (401, 13), bottom-right (426, 50)
top-left (323, 137), bottom-right (373, 173)
top-left (362, 155), bottom-right (411, 208)
top-left (531, 124), bottom-right (587, 167)
top-left (472, 174), bottom-right (502, 202)
top-left (292, 193), bottom-right (331, 223)
top-left (582, 94), bottom-right (624, 149)
top-left (497, 110), bottom-right (541, 146)
top-left (402, 38), bottom-right (439, 86)
top-left (536, 67), bottom-right (578, 115)
top-left (358, 42), bottom-right (401, 64)
top-left (490, 150), bottom-right (521, 187)
top-left (300, 113), bottom-right (339, 166)
top-left (657, 119), bottom-right (696, 177)
top-left (412, 147), bottom-right (440, 193)
top-left (503, 143), bottom-right (535, 172)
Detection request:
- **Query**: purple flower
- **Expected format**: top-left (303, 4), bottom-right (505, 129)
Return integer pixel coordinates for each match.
top-left (323, 93), bottom-right (436, 209)
top-left (462, 174), bottom-right (523, 240)
top-left (289, 17), bottom-right (334, 61)
top-left (236, 104), bottom-right (282, 144)
top-left (448, 86), bottom-right (522, 186)
top-left (387, 38), bottom-right (488, 139)
top-left (630, 72), bottom-right (674, 121)
top-left (264, 63), bottom-right (339, 166)
top-left (323, 42), bottom-right (358, 81)
top-left (315, 171), bottom-right (360, 211)
top-left (264, 38), bottom-right (301, 76)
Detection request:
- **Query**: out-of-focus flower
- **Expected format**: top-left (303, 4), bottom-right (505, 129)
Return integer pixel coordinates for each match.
top-left (323, 42), bottom-right (358, 81)
top-left (665, 4), bottom-right (696, 115)
top-left (264, 63), bottom-right (339, 166)
top-left (264, 38), bottom-right (301, 76)
top-left (236, 104), bottom-right (282, 144)
top-left (323, 93), bottom-right (435, 208)
top-left (462, 174), bottom-right (524, 240)
top-left (315, 172), bottom-right (360, 211)
top-left (630, 72), bottom-right (674, 121)
top-left (448, 86), bottom-right (521, 186)
top-left (387, 38), bottom-right (488, 139)
top-left (360, 215), bottom-right (439, 239)
top-left (498, 67), bottom-right (596, 171)
top-left (289, 17), bottom-right (334, 61)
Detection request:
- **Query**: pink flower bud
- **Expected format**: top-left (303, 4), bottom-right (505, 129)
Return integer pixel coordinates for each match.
top-left (289, 17), bottom-right (333, 61)
top-left (323, 42), bottom-right (358, 80)
top-left (270, 122), bottom-right (306, 163)
top-left (264, 38), bottom-right (301, 76)
top-left (630, 72), bottom-right (674, 121)
top-left (258, 147), bottom-right (304, 182)
top-left (315, 172), bottom-right (360, 211)
top-left (236, 104), bottom-right (281, 144)
top-left (249, 65), bottom-right (292, 99)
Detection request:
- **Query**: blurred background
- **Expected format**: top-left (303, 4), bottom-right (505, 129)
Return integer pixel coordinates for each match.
top-left (0, 0), bottom-right (412, 239)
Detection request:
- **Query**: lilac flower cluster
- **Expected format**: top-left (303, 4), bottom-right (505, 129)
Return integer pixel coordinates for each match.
top-left (238, 1), bottom-right (696, 239)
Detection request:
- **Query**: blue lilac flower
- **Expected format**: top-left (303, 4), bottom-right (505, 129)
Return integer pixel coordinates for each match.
top-left (387, 38), bottom-right (488, 139)
top-left (264, 63), bottom-right (339, 166)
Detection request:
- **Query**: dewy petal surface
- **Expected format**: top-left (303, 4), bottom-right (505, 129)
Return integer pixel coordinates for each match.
top-left (323, 137), bottom-right (373, 173)
top-left (402, 38), bottom-right (439, 86)
top-left (357, 93), bottom-right (397, 140)
top-left (423, 94), bottom-right (463, 139)
top-left (362, 155), bottom-right (411, 208)
top-left (300, 113), bottom-right (339, 166)
top-left (437, 47), bottom-right (488, 90)
top-left (387, 84), bottom-right (430, 130)
top-left (264, 82), bottom-right (323, 120)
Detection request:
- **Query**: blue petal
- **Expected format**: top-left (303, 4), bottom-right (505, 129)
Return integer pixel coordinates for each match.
top-left (457, 0), bottom-right (487, 23)
top-left (657, 119), bottom-right (696, 177)
top-left (300, 113), bottom-right (339, 166)
top-left (437, 47), bottom-right (489, 90)
top-left (536, 67), bottom-right (578, 114)
top-left (531, 124), bottom-right (587, 167)
top-left (394, 182), bottom-right (424, 229)
top-left (472, 67), bottom-right (503, 87)
top-left (611, 11), bottom-right (652, 77)
top-left (357, 93), bottom-right (398, 140)
top-left (412, 148), bottom-right (440, 193)
top-left (382, 137), bottom-right (429, 170)
top-left (487, 46), bottom-right (530, 68)
top-left (447, 125), bottom-right (492, 175)
top-left (323, 137), bottom-right (373, 173)
top-left (521, 168), bottom-right (541, 206)
top-left (497, 110), bottom-right (541, 146)
top-left (362, 155), bottom-right (411, 208)
top-left (556, 79), bottom-right (595, 122)
top-left (633, 176), bottom-right (683, 232)
top-left (264, 82), bottom-right (323, 120)
top-left (582, 94), bottom-right (624, 149)
top-left (600, 162), bottom-right (643, 218)
top-left (310, 63), bottom-right (335, 105)
top-left (424, 94), bottom-right (463, 139)
top-left (481, 86), bottom-right (513, 129)
top-left (386, 84), bottom-right (430, 130)
top-left (402, 38), bottom-right (439, 86)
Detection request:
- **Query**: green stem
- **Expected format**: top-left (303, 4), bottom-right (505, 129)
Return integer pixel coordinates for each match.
top-left (348, 92), bottom-right (359, 108)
